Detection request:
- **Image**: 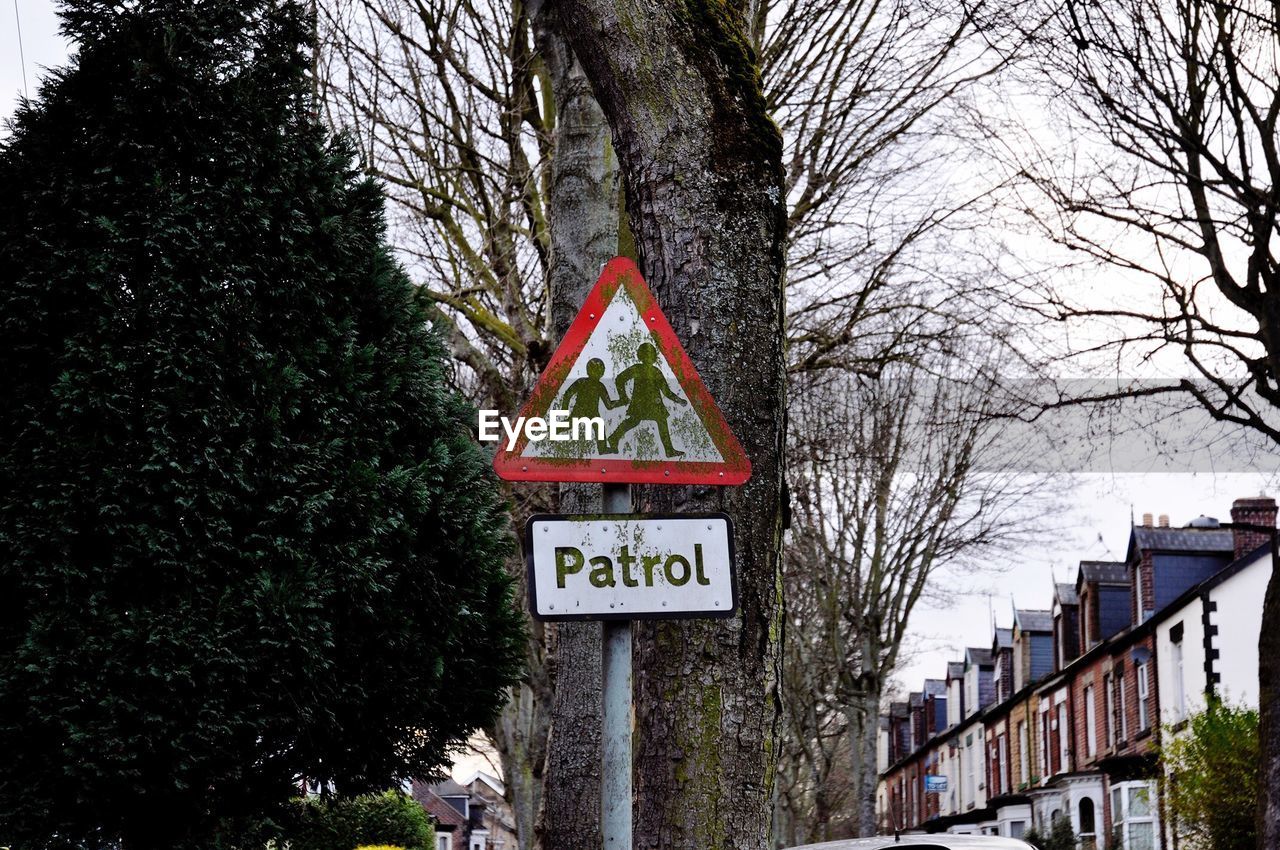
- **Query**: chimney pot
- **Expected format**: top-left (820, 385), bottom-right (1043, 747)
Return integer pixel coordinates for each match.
top-left (1142, 512), bottom-right (1153, 527)
top-left (1158, 514), bottom-right (1170, 528)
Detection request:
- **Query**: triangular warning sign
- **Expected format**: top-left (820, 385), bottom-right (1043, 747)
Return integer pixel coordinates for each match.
top-left (493, 257), bottom-right (751, 485)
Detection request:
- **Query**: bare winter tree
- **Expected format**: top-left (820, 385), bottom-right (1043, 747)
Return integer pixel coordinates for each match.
top-left (317, 0), bottom-right (1025, 844)
top-left (977, 0), bottom-right (1280, 840)
top-left (776, 363), bottom-right (1055, 842)
top-left (760, 0), bottom-right (1016, 375)
top-left (317, 0), bottom-right (551, 412)
top-left (315, 2), bottom-right (556, 844)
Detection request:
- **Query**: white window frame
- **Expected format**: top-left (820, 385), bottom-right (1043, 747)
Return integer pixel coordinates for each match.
top-left (998, 734), bottom-right (1009, 795)
top-left (1084, 685), bottom-right (1097, 757)
top-left (1173, 638), bottom-right (1186, 720)
top-left (1039, 703), bottom-right (1051, 777)
top-left (1105, 674), bottom-right (1116, 747)
top-left (1018, 721), bottom-right (1029, 785)
top-left (437, 835), bottom-right (452, 850)
top-left (1135, 563), bottom-right (1148, 621)
top-left (1137, 662), bottom-right (1150, 731)
top-left (1111, 780), bottom-right (1158, 849)
top-left (1056, 702), bottom-right (1069, 771)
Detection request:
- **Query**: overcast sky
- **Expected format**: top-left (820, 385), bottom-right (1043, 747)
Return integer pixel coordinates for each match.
top-left (3, 1), bottom-right (66, 126)
top-left (4, 0), bottom-right (1277, 737)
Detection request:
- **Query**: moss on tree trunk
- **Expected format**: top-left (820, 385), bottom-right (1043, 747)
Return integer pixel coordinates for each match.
top-left (552, 1), bottom-right (787, 846)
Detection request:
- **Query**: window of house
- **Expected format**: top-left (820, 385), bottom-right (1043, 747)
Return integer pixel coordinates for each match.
top-left (998, 734), bottom-right (1009, 796)
top-left (1079, 797), bottom-right (1097, 850)
top-left (990, 742), bottom-right (1000, 797)
top-left (1084, 685), bottom-right (1097, 757)
top-left (1018, 721), bottom-right (1030, 785)
top-left (1137, 661), bottom-right (1150, 731)
top-left (1084, 592), bottom-right (1094, 646)
top-left (437, 836), bottom-right (452, 850)
top-left (907, 774), bottom-right (915, 824)
top-left (1056, 702), bottom-right (1069, 771)
top-left (965, 739), bottom-right (975, 804)
top-left (1010, 820), bottom-right (1026, 839)
top-left (1112, 781), bottom-right (1157, 850)
top-left (1104, 674), bottom-right (1115, 748)
top-left (1040, 706), bottom-right (1052, 777)
top-left (1118, 671), bottom-right (1128, 741)
top-left (1135, 563), bottom-right (1146, 621)
top-left (1172, 634), bottom-right (1186, 720)
top-left (470, 835), bottom-right (485, 850)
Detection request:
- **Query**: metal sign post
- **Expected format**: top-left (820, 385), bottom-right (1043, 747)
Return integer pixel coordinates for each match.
top-left (601, 482), bottom-right (632, 850)
top-left (496, 258), bottom-right (754, 850)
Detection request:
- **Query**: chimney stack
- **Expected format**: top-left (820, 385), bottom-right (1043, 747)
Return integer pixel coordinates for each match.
top-left (1230, 495), bottom-right (1277, 560)
top-left (1142, 512), bottom-right (1153, 527)
top-left (1158, 514), bottom-right (1170, 528)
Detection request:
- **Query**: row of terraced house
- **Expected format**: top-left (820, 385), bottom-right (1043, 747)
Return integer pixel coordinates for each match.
top-left (876, 495), bottom-right (1276, 848)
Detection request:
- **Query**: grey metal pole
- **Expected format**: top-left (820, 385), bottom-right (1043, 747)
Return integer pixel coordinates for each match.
top-left (601, 482), bottom-right (632, 850)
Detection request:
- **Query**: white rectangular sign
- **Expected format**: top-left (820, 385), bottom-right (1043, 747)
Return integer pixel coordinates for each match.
top-left (525, 513), bottom-right (736, 620)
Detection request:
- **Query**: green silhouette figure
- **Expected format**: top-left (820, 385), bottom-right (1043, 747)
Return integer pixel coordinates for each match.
top-left (606, 342), bottom-right (688, 458)
top-left (560, 358), bottom-right (621, 452)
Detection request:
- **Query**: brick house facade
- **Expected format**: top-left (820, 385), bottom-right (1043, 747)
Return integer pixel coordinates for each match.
top-left (877, 496), bottom-right (1274, 847)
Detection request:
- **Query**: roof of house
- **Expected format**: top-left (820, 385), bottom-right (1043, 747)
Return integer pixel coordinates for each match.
top-left (429, 778), bottom-right (471, 798)
top-left (923, 678), bottom-right (947, 697)
top-left (1130, 525), bottom-right (1234, 553)
top-left (909, 691), bottom-right (924, 709)
top-left (993, 627), bottom-right (1012, 650)
top-left (947, 661), bottom-right (965, 680)
top-left (1014, 609), bottom-right (1053, 632)
top-left (965, 647), bottom-right (993, 666)
top-left (459, 770), bottom-right (505, 796)
top-left (1055, 582), bottom-right (1079, 606)
top-left (1078, 560), bottom-right (1129, 585)
top-left (890, 701), bottom-right (909, 719)
top-left (413, 787), bottom-right (467, 830)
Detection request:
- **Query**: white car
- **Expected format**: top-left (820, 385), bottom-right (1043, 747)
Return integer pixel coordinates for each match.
top-left (788, 835), bottom-right (1035, 850)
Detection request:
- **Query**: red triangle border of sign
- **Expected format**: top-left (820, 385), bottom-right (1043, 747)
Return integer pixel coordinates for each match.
top-left (492, 257), bottom-right (751, 485)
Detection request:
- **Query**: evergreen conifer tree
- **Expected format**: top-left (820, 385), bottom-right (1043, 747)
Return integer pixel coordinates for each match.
top-left (0, 2), bottom-right (523, 847)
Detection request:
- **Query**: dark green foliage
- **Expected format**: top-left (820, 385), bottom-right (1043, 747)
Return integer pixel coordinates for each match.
top-left (285, 792), bottom-right (434, 850)
top-left (1159, 697), bottom-right (1259, 850)
top-left (1021, 816), bottom-right (1075, 850)
top-left (0, 1), bottom-right (523, 848)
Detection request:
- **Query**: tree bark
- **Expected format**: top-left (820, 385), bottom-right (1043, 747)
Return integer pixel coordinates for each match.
top-left (847, 684), bottom-right (883, 837)
top-left (533, 6), bottom-right (618, 850)
top-left (553, 2), bottom-right (788, 847)
top-left (1258, 542), bottom-right (1280, 849)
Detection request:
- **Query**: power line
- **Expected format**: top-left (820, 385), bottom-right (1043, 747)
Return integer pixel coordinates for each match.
top-left (14, 0), bottom-right (28, 99)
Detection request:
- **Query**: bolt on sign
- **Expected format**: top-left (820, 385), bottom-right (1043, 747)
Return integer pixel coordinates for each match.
top-left (492, 257), bottom-right (751, 485)
top-left (526, 514), bottom-right (736, 620)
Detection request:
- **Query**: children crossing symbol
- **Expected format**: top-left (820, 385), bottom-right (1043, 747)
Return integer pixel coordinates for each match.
top-left (493, 257), bottom-right (751, 485)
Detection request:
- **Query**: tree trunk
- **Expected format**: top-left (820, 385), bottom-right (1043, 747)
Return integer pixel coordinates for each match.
top-left (847, 684), bottom-right (883, 837)
top-left (1258, 541), bottom-right (1280, 849)
top-left (494, 651), bottom-right (551, 850)
top-left (533, 6), bottom-right (618, 849)
top-left (554, 2), bottom-right (788, 847)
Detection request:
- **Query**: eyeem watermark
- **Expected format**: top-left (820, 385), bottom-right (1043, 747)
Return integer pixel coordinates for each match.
top-left (478, 410), bottom-right (605, 450)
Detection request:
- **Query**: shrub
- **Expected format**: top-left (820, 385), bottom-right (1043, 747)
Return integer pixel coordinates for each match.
top-left (1158, 697), bottom-right (1258, 850)
top-left (0, 0), bottom-right (523, 846)
top-left (285, 792), bottom-right (433, 850)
